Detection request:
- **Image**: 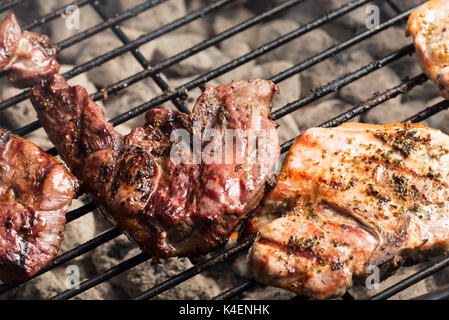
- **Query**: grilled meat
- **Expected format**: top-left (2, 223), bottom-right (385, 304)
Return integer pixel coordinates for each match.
top-left (247, 122), bottom-right (449, 299)
top-left (0, 130), bottom-right (78, 282)
top-left (0, 13), bottom-right (59, 88)
top-left (406, 0), bottom-right (449, 99)
top-left (29, 74), bottom-right (280, 257)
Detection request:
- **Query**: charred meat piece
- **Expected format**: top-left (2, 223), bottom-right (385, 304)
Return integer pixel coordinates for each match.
top-left (0, 13), bottom-right (59, 88)
top-left (0, 130), bottom-right (78, 282)
top-left (246, 123), bottom-right (449, 299)
top-left (406, 0), bottom-right (449, 99)
top-left (29, 74), bottom-right (280, 257)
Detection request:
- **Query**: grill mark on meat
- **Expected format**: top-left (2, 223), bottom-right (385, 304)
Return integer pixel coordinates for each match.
top-left (36, 161), bottom-right (56, 195)
top-left (374, 127), bottom-right (431, 158)
top-left (258, 236), bottom-right (320, 263)
top-left (78, 99), bottom-right (87, 156)
top-left (357, 154), bottom-right (444, 185)
top-left (356, 155), bottom-right (444, 205)
top-left (257, 235), bottom-right (349, 275)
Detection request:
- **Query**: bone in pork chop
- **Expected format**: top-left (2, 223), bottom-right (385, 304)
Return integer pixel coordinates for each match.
top-left (406, 0), bottom-right (449, 99)
top-left (0, 130), bottom-right (78, 282)
top-left (245, 123), bottom-right (449, 299)
top-left (29, 74), bottom-right (280, 257)
top-left (0, 13), bottom-right (59, 88)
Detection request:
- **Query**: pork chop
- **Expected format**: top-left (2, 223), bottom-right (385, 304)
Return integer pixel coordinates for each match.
top-left (247, 122), bottom-right (449, 299)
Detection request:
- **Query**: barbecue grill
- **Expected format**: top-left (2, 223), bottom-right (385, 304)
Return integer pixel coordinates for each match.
top-left (0, 0), bottom-right (448, 301)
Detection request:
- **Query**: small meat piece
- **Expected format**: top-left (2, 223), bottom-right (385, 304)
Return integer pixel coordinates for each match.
top-left (406, 0), bottom-right (449, 99)
top-left (29, 75), bottom-right (280, 257)
top-left (246, 123), bottom-right (449, 299)
top-left (0, 130), bottom-right (78, 282)
top-left (0, 13), bottom-right (59, 88)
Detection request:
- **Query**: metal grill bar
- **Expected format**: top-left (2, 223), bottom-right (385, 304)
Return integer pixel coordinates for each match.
top-left (0, 0), bottom-right (165, 80)
top-left (21, 0), bottom-right (96, 31)
top-left (342, 292), bottom-right (355, 300)
top-left (414, 285), bottom-right (449, 300)
top-left (212, 279), bottom-right (257, 300)
top-left (385, 0), bottom-right (402, 13)
top-left (0, 228), bottom-right (121, 295)
top-left (270, 2), bottom-right (419, 85)
top-left (132, 238), bottom-right (255, 300)
top-left (371, 253), bottom-right (449, 300)
top-left (404, 100), bottom-right (449, 123)
top-left (319, 74), bottom-right (429, 129)
top-left (66, 202), bottom-right (97, 223)
top-left (280, 73), bottom-right (429, 153)
top-left (105, 0), bottom-right (375, 128)
top-left (90, 1), bottom-right (188, 113)
top-left (58, 0), bottom-right (169, 51)
top-left (0, 0), bottom-right (30, 13)
top-left (0, 0), bottom-right (172, 111)
top-left (273, 44), bottom-right (414, 121)
top-left (52, 252), bottom-right (151, 300)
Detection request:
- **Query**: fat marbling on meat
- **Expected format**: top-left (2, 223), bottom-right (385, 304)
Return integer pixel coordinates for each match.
top-left (29, 74), bottom-right (280, 257)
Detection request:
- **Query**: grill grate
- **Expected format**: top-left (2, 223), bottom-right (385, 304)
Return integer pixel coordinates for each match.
top-left (0, 0), bottom-right (448, 300)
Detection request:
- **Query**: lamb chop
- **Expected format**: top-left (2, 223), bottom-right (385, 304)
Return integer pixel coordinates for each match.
top-left (246, 122), bottom-right (449, 299)
top-left (0, 13), bottom-right (59, 88)
top-left (406, 0), bottom-right (449, 99)
top-left (29, 74), bottom-right (280, 257)
top-left (0, 130), bottom-right (79, 282)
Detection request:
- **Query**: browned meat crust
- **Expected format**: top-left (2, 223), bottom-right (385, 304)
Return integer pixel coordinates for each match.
top-left (29, 74), bottom-right (280, 257)
top-left (246, 123), bottom-right (449, 299)
top-left (0, 13), bottom-right (59, 88)
top-left (0, 130), bottom-right (79, 282)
